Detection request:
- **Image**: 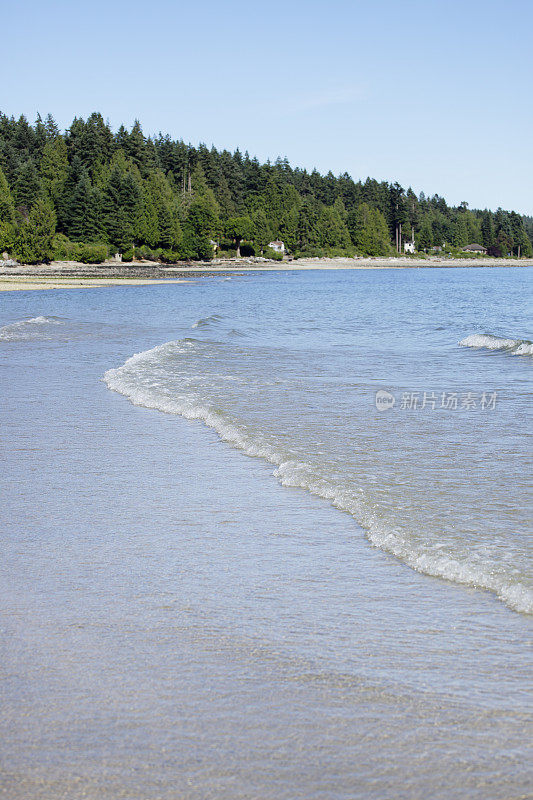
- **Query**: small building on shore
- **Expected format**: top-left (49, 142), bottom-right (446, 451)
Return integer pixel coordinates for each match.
top-left (404, 241), bottom-right (415, 254)
top-left (269, 240), bottom-right (285, 253)
top-left (462, 243), bottom-right (487, 254)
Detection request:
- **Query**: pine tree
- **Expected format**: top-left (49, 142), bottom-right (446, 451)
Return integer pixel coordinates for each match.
top-left (452, 214), bottom-right (468, 247)
top-left (0, 219), bottom-right (15, 252)
top-left (417, 218), bottom-right (433, 251)
top-left (348, 203), bottom-right (390, 255)
top-left (67, 172), bottom-right (99, 242)
top-left (186, 196), bottom-right (218, 240)
top-left (14, 160), bottom-right (41, 208)
top-left (481, 211), bottom-right (495, 248)
top-left (13, 197), bottom-right (56, 263)
top-left (137, 186), bottom-right (160, 247)
top-left (0, 165), bottom-right (16, 224)
top-left (295, 199), bottom-right (322, 252)
top-left (279, 206), bottom-right (299, 253)
top-left (44, 113), bottom-right (60, 140)
top-left (252, 209), bottom-right (271, 254)
top-left (319, 205), bottom-right (351, 250)
top-left (225, 215), bottom-right (253, 256)
top-left (40, 137), bottom-right (69, 205)
top-left (388, 183), bottom-right (409, 251)
top-left (123, 120), bottom-right (146, 171)
top-left (509, 211), bottom-right (532, 257)
top-left (107, 207), bottom-right (133, 252)
top-left (101, 156), bottom-right (141, 249)
top-left (0, 165), bottom-right (17, 251)
top-left (33, 114), bottom-right (48, 159)
top-left (146, 170), bottom-right (181, 248)
top-left (30, 197), bottom-right (56, 260)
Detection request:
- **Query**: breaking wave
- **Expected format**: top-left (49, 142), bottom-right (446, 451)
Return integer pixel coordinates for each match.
top-left (104, 339), bottom-right (532, 615)
top-left (459, 334), bottom-right (533, 356)
top-left (0, 315), bottom-right (64, 341)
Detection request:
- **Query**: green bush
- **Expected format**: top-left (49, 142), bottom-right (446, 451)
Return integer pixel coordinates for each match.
top-left (292, 246), bottom-right (323, 259)
top-left (136, 245), bottom-right (162, 261)
top-left (323, 246), bottom-right (357, 258)
top-left (78, 243), bottom-right (108, 263)
top-left (217, 246), bottom-right (237, 258)
top-left (179, 232), bottom-right (213, 261)
top-left (52, 237), bottom-right (108, 263)
top-left (52, 234), bottom-right (81, 261)
top-left (159, 249), bottom-right (182, 263)
top-left (264, 247), bottom-right (283, 261)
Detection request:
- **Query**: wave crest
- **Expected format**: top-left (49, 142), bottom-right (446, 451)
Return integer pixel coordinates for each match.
top-left (104, 340), bottom-right (533, 615)
top-left (191, 314), bottom-right (223, 330)
top-left (0, 316), bottom-right (63, 341)
top-left (459, 333), bottom-right (533, 356)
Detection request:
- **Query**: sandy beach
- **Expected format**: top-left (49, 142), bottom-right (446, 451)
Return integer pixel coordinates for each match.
top-left (0, 256), bottom-right (531, 291)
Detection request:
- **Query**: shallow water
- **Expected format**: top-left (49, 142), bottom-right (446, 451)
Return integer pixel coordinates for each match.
top-left (1, 268), bottom-right (532, 799)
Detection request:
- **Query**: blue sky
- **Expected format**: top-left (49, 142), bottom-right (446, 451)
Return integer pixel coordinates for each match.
top-left (4, 0), bottom-right (533, 214)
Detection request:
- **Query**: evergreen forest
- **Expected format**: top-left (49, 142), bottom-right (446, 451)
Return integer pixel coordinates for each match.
top-left (1, 112), bottom-right (531, 264)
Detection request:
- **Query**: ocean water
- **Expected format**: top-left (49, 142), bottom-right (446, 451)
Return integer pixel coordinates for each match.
top-left (1, 267), bottom-right (531, 799)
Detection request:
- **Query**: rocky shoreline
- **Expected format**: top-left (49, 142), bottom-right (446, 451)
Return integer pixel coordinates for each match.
top-left (0, 256), bottom-right (531, 291)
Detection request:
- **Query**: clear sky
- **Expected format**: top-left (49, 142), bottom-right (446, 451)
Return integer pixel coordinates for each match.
top-left (3, 0), bottom-right (533, 214)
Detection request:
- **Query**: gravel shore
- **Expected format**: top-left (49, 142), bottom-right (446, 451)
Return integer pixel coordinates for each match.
top-left (0, 256), bottom-right (530, 291)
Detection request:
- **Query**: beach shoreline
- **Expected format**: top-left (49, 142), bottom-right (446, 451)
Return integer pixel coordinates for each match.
top-left (0, 277), bottom-right (194, 292)
top-left (0, 255), bottom-right (531, 291)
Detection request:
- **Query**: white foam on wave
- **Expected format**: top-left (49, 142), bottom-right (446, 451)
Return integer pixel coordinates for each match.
top-left (104, 340), bottom-right (533, 615)
top-left (0, 316), bottom-right (63, 341)
top-left (459, 333), bottom-right (533, 356)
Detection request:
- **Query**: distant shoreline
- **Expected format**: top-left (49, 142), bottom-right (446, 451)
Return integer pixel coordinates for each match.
top-left (0, 256), bottom-right (531, 291)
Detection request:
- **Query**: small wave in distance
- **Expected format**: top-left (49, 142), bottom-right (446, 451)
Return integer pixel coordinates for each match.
top-left (0, 316), bottom-right (64, 341)
top-left (459, 333), bottom-right (533, 356)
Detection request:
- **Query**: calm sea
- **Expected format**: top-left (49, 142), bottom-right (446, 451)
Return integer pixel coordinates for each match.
top-left (1, 267), bottom-right (532, 799)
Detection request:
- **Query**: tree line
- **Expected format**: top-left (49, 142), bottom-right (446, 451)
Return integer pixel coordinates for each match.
top-left (0, 111), bottom-right (531, 263)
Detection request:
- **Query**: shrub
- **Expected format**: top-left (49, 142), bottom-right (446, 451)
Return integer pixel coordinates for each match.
top-left (324, 246), bottom-right (357, 258)
top-left (217, 246), bottom-right (237, 258)
top-left (264, 247), bottom-right (283, 261)
top-left (52, 234), bottom-right (81, 261)
top-left (159, 249), bottom-right (182, 263)
top-left (78, 243), bottom-right (108, 263)
top-left (179, 232), bottom-right (213, 261)
top-left (136, 245), bottom-right (162, 261)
